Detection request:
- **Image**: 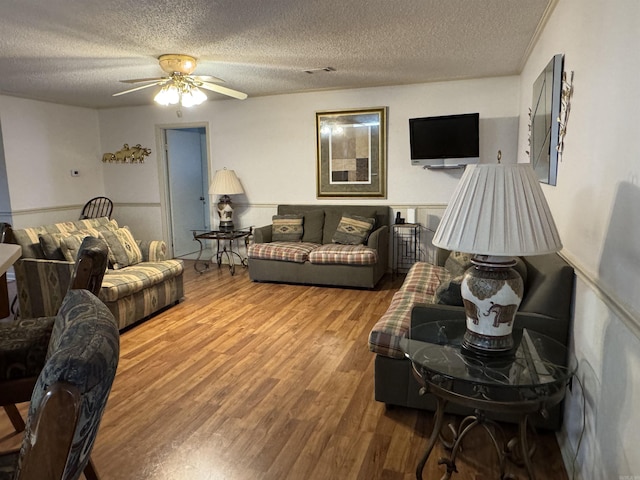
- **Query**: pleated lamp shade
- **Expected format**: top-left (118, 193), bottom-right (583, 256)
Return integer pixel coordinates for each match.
top-left (209, 168), bottom-right (244, 195)
top-left (433, 163), bottom-right (562, 256)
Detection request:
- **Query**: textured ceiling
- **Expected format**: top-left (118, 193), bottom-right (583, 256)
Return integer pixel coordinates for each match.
top-left (0, 0), bottom-right (552, 109)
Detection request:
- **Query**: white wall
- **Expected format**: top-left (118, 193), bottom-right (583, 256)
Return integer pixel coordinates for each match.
top-left (98, 76), bottom-right (519, 241)
top-left (0, 96), bottom-right (103, 227)
top-left (0, 122), bottom-right (12, 224)
top-left (518, 0), bottom-right (640, 477)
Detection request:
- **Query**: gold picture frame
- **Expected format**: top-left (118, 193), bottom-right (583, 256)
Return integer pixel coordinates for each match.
top-left (316, 107), bottom-right (387, 198)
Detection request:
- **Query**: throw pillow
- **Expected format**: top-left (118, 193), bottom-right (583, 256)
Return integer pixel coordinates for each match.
top-left (98, 226), bottom-right (143, 269)
top-left (444, 251), bottom-right (473, 276)
top-left (38, 233), bottom-right (66, 260)
top-left (59, 234), bottom-right (95, 262)
top-left (272, 215), bottom-right (304, 242)
top-left (435, 275), bottom-right (464, 306)
top-left (332, 214), bottom-right (375, 245)
top-left (300, 209), bottom-right (324, 244)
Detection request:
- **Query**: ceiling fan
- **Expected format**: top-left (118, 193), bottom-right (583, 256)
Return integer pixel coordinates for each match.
top-left (113, 54), bottom-right (247, 105)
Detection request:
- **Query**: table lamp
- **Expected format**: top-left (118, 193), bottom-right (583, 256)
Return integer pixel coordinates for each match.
top-left (209, 168), bottom-right (244, 232)
top-left (432, 155), bottom-right (562, 354)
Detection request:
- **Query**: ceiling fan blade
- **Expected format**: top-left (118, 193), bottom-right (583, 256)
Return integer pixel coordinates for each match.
top-left (199, 81), bottom-right (247, 100)
top-left (120, 77), bottom-right (167, 84)
top-left (193, 75), bottom-right (225, 84)
top-left (112, 81), bottom-right (162, 97)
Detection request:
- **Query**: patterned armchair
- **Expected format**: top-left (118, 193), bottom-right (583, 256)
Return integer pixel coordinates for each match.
top-left (0, 289), bottom-right (119, 480)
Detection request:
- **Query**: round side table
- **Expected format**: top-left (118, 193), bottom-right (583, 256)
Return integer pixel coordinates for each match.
top-left (400, 320), bottom-right (575, 480)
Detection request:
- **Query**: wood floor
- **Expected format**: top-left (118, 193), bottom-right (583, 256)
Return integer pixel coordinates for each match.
top-left (0, 262), bottom-right (569, 479)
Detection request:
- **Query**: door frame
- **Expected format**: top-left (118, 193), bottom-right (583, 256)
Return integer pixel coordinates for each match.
top-left (155, 122), bottom-right (211, 258)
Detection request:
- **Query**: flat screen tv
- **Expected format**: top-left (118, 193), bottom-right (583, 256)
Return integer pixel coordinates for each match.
top-left (409, 113), bottom-right (480, 167)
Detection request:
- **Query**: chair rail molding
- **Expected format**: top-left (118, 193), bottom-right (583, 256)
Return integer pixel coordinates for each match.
top-left (560, 250), bottom-right (640, 340)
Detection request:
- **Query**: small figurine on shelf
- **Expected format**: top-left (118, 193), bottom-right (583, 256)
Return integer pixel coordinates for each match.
top-left (395, 212), bottom-right (405, 224)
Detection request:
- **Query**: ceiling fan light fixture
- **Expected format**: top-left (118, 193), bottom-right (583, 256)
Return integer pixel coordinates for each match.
top-left (153, 87), bottom-right (170, 106)
top-left (154, 84), bottom-right (181, 106)
top-left (180, 88), bottom-right (207, 107)
top-left (166, 84), bottom-right (180, 104)
top-left (189, 87), bottom-right (207, 105)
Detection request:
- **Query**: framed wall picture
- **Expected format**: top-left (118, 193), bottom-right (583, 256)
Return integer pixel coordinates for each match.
top-left (316, 107), bottom-right (387, 198)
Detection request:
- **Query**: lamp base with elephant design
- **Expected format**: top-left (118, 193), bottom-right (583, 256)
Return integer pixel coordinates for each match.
top-left (461, 255), bottom-right (524, 354)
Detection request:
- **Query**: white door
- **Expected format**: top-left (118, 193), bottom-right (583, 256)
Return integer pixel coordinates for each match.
top-left (165, 128), bottom-right (209, 257)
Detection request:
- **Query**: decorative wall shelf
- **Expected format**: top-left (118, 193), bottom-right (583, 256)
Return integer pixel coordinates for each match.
top-left (423, 164), bottom-right (466, 170)
top-left (102, 144), bottom-right (151, 164)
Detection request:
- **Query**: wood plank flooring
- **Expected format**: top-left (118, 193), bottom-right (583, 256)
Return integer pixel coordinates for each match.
top-left (0, 262), bottom-right (569, 479)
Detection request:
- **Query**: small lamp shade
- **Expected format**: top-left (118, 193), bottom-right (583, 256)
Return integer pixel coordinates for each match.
top-left (433, 163), bottom-right (562, 256)
top-left (209, 168), bottom-right (244, 231)
top-left (432, 161), bottom-right (562, 354)
top-left (209, 168), bottom-right (244, 195)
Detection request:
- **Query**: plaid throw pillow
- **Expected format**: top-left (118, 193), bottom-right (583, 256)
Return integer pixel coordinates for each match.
top-left (272, 215), bottom-right (304, 242)
top-left (332, 214), bottom-right (375, 245)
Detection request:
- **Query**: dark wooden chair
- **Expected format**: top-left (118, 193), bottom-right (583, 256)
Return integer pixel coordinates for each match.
top-left (0, 223), bottom-right (9, 244)
top-left (0, 237), bottom-right (109, 434)
top-left (0, 289), bottom-right (119, 480)
top-left (79, 197), bottom-right (113, 220)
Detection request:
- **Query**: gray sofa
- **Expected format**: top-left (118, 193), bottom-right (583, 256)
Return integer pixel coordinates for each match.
top-left (368, 249), bottom-right (575, 430)
top-left (248, 205), bottom-right (390, 289)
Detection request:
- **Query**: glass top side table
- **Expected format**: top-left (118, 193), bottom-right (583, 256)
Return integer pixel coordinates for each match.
top-left (400, 320), bottom-right (575, 480)
top-left (192, 228), bottom-right (252, 275)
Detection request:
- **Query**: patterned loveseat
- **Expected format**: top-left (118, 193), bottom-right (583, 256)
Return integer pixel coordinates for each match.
top-left (247, 205), bottom-right (390, 289)
top-left (9, 217), bottom-right (184, 330)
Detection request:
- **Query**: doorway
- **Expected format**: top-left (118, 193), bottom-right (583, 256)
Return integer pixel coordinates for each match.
top-left (161, 126), bottom-right (210, 258)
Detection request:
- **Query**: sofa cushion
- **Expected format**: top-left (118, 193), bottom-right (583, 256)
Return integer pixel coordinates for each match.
top-left (60, 232), bottom-right (100, 262)
top-left (100, 260), bottom-right (184, 302)
top-left (272, 215), bottom-right (304, 242)
top-left (38, 233), bottom-right (66, 260)
top-left (247, 242), bottom-right (319, 263)
top-left (401, 262), bottom-right (451, 296)
top-left (99, 226), bottom-right (143, 269)
top-left (332, 214), bottom-right (375, 245)
top-left (308, 244), bottom-right (378, 265)
top-left (301, 210), bottom-right (325, 244)
top-left (369, 290), bottom-right (435, 359)
top-left (137, 240), bottom-right (168, 262)
top-left (368, 262), bottom-right (449, 358)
